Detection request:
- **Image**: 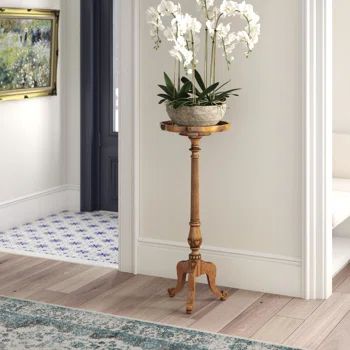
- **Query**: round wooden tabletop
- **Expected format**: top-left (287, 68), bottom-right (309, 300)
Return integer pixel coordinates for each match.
top-left (160, 121), bottom-right (231, 137)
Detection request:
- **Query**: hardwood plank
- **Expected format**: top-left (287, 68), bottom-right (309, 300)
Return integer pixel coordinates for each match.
top-left (48, 266), bottom-right (114, 293)
top-left (59, 270), bottom-right (134, 308)
top-left (0, 262), bottom-right (89, 298)
top-left (0, 259), bottom-right (61, 293)
top-left (129, 282), bottom-right (219, 324)
top-left (80, 275), bottom-right (163, 313)
top-left (285, 293), bottom-right (350, 350)
top-left (0, 253), bottom-right (22, 265)
top-left (318, 311), bottom-right (350, 350)
top-left (159, 284), bottom-right (230, 327)
top-left (278, 298), bottom-right (323, 320)
top-left (335, 275), bottom-right (350, 293)
top-left (0, 256), bottom-right (47, 280)
top-left (253, 316), bottom-right (303, 344)
top-left (26, 289), bottom-right (68, 304)
top-left (220, 294), bottom-right (292, 338)
top-left (189, 289), bottom-right (263, 332)
top-left (333, 264), bottom-right (350, 290)
top-left (118, 277), bottom-right (182, 321)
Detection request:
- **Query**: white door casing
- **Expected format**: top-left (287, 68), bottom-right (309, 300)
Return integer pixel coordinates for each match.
top-left (302, 0), bottom-right (333, 299)
top-left (118, 0), bottom-right (140, 273)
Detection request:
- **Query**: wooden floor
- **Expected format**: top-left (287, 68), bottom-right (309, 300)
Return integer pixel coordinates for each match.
top-left (0, 252), bottom-right (349, 350)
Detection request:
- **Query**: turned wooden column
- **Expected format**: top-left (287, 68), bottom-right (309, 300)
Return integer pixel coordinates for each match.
top-left (161, 121), bottom-right (231, 314)
top-left (188, 136), bottom-right (202, 261)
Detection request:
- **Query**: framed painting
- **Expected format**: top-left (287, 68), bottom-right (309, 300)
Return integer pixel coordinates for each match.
top-left (0, 8), bottom-right (59, 101)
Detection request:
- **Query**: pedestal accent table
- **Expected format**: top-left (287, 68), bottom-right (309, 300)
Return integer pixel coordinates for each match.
top-left (160, 120), bottom-right (231, 314)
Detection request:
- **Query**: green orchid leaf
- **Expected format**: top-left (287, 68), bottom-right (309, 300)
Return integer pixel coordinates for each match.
top-left (158, 73), bottom-right (240, 107)
top-left (195, 70), bottom-right (206, 91)
top-left (164, 72), bottom-right (176, 97)
top-left (181, 76), bottom-right (191, 84)
top-left (199, 82), bottom-right (219, 99)
top-left (157, 93), bottom-right (173, 101)
top-left (158, 84), bottom-right (172, 95)
top-left (178, 81), bottom-right (192, 97)
top-left (221, 88), bottom-right (241, 94)
top-left (215, 80), bottom-right (231, 92)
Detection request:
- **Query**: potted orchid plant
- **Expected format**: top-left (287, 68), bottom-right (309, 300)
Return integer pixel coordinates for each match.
top-left (147, 0), bottom-right (261, 126)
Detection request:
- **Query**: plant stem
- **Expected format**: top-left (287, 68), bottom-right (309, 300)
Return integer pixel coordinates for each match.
top-left (192, 63), bottom-right (196, 104)
top-left (210, 13), bottom-right (223, 85)
top-left (205, 28), bottom-right (208, 87)
top-left (190, 30), bottom-right (196, 105)
top-left (178, 61), bottom-right (181, 91)
top-left (173, 59), bottom-right (177, 91)
top-left (213, 34), bottom-right (217, 83)
top-left (210, 34), bottom-right (215, 85)
top-left (222, 38), bottom-right (230, 70)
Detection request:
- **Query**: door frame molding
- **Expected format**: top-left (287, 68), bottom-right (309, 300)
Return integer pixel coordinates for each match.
top-left (302, 0), bottom-right (333, 299)
top-left (118, 0), bottom-right (140, 273)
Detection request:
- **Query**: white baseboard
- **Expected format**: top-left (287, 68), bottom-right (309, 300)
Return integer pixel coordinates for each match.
top-left (0, 185), bottom-right (80, 231)
top-left (137, 237), bottom-right (302, 298)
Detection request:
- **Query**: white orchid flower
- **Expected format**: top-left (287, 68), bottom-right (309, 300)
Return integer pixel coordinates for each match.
top-left (205, 20), bottom-right (215, 36)
top-left (147, 0), bottom-right (261, 85)
top-left (174, 13), bottom-right (202, 36)
top-left (157, 0), bottom-right (181, 16)
top-left (216, 23), bottom-right (231, 39)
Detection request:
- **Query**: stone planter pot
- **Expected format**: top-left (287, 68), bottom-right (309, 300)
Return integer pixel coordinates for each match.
top-left (166, 104), bottom-right (227, 127)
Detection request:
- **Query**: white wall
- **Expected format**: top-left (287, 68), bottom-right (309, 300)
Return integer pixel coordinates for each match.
top-left (333, 0), bottom-right (350, 236)
top-left (61, 0), bottom-right (81, 186)
top-left (333, 0), bottom-right (350, 134)
top-left (0, 0), bottom-right (63, 202)
top-left (0, 0), bottom-right (80, 230)
top-left (333, 0), bottom-right (350, 178)
top-left (333, 0), bottom-right (350, 176)
top-left (138, 0), bottom-right (302, 296)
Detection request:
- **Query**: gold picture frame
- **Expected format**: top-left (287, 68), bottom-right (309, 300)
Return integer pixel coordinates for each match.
top-left (0, 8), bottom-right (59, 101)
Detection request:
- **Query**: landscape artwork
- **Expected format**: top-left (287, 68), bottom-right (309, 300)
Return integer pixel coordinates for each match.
top-left (0, 9), bottom-right (59, 101)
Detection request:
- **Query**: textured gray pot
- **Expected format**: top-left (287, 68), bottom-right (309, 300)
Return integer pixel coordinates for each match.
top-left (166, 104), bottom-right (227, 126)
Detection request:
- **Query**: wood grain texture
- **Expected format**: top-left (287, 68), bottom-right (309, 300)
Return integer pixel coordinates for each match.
top-left (0, 252), bottom-right (349, 350)
top-left (48, 266), bottom-right (113, 293)
top-left (253, 316), bottom-right (303, 344)
top-left (333, 264), bottom-right (350, 290)
top-left (160, 284), bottom-right (223, 327)
top-left (190, 289), bottom-right (263, 332)
top-left (285, 293), bottom-right (350, 349)
top-left (334, 275), bottom-right (350, 293)
top-left (220, 294), bottom-right (292, 338)
top-left (317, 311), bottom-right (350, 350)
top-left (278, 298), bottom-right (323, 320)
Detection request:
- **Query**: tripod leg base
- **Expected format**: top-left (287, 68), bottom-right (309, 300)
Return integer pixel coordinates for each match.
top-left (168, 259), bottom-right (227, 313)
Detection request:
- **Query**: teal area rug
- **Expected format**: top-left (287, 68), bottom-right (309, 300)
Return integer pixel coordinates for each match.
top-left (0, 296), bottom-right (302, 350)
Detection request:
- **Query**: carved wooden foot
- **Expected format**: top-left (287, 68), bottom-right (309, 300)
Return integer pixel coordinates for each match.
top-left (202, 261), bottom-right (228, 301)
top-left (168, 261), bottom-right (188, 298)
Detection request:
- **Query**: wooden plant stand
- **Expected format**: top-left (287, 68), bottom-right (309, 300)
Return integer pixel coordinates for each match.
top-left (160, 121), bottom-right (231, 314)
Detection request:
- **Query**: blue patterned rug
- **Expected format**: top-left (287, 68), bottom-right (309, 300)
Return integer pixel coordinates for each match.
top-left (0, 297), bottom-right (302, 350)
